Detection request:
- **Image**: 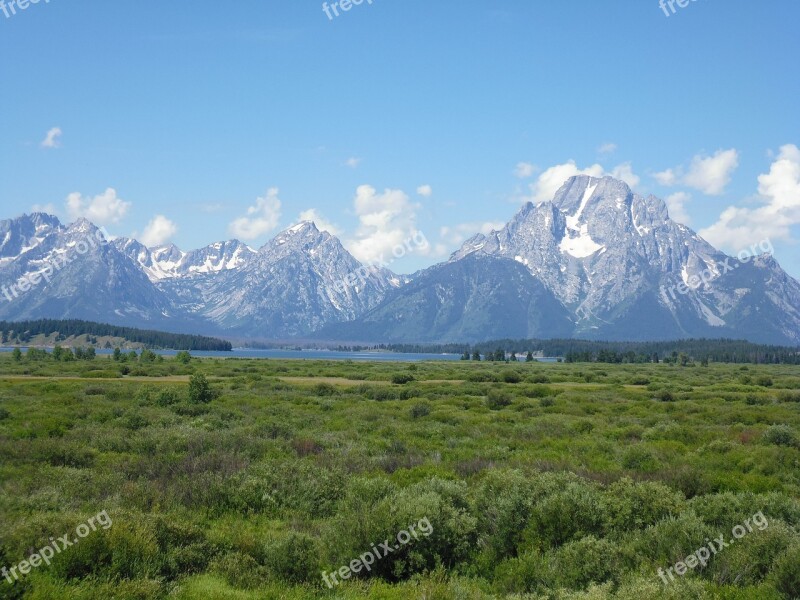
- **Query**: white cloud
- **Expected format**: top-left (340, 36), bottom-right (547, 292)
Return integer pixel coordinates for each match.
top-left (140, 215), bottom-right (178, 247)
top-left (228, 188), bottom-right (283, 240)
top-left (653, 168), bottom-right (678, 186)
top-left (611, 162), bottom-right (641, 188)
top-left (440, 221), bottom-right (505, 246)
top-left (700, 144), bottom-right (800, 249)
top-left (529, 160), bottom-right (606, 202)
top-left (41, 127), bottom-right (62, 149)
top-left (514, 162), bottom-right (537, 179)
top-left (665, 192), bottom-right (692, 225)
top-left (345, 157), bottom-right (362, 168)
top-left (416, 184), bottom-right (433, 197)
top-left (297, 208), bottom-right (341, 235)
top-left (66, 188), bottom-right (131, 225)
top-left (527, 160), bottom-right (642, 203)
top-left (345, 185), bottom-right (428, 264)
top-left (598, 142), bottom-right (617, 155)
top-left (653, 149), bottom-right (740, 195)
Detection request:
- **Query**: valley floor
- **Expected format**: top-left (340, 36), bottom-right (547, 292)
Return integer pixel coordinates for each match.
top-left (0, 356), bottom-right (799, 599)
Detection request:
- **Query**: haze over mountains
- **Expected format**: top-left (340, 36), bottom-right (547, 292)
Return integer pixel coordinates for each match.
top-left (2, 176), bottom-right (799, 345)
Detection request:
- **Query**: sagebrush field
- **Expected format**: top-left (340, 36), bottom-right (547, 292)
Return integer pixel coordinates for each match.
top-left (0, 354), bottom-right (799, 599)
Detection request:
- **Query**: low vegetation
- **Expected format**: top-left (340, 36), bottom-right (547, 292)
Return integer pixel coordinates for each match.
top-left (0, 353), bottom-right (798, 598)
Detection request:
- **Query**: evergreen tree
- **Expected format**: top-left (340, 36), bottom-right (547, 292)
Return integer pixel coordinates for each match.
top-left (526, 351), bottom-right (534, 362)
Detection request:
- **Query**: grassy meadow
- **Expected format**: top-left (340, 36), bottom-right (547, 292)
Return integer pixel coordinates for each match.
top-left (0, 353), bottom-right (799, 599)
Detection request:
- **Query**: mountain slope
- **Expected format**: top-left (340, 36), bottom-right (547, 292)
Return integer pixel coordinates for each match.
top-left (448, 175), bottom-right (800, 344)
top-left (318, 254), bottom-right (574, 343)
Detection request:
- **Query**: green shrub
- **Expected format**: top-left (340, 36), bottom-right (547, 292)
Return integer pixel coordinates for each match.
top-left (486, 389), bottom-right (513, 410)
top-left (778, 390), bottom-right (800, 403)
top-left (522, 385), bottom-right (554, 398)
top-left (621, 446), bottom-right (661, 472)
top-left (501, 370), bottom-right (522, 384)
top-left (551, 535), bottom-right (622, 589)
top-left (326, 477), bottom-right (477, 581)
top-left (524, 480), bottom-right (606, 549)
top-left (314, 382), bottom-right (337, 396)
top-left (188, 373), bottom-right (214, 404)
top-left (756, 375), bottom-right (774, 387)
top-left (467, 371), bottom-right (498, 383)
top-left (209, 551), bottom-right (266, 589)
top-left (472, 470), bottom-right (538, 562)
top-left (770, 543), bottom-right (800, 598)
top-left (762, 425), bottom-right (798, 447)
top-left (263, 532), bottom-right (320, 584)
top-left (410, 403), bottom-right (431, 419)
top-left (0, 407), bottom-right (10, 421)
top-left (155, 388), bottom-right (180, 406)
top-left (391, 373), bottom-right (415, 385)
top-left (603, 478), bottom-right (686, 532)
top-left (656, 389), bottom-right (675, 402)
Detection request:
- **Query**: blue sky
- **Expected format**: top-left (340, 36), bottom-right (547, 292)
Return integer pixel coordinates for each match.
top-left (1, 0), bottom-right (798, 276)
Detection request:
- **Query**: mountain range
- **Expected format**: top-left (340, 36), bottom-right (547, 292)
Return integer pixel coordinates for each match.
top-left (2, 175), bottom-right (799, 345)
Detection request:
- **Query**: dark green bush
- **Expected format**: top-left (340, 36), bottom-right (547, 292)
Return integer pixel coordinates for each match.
top-left (410, 403), bottom-right (431, 418)
top-left (391, 373), bottom-right (415, 385)
top-left (486, 389), bottom-right (513, 410)
top-left (263, 532), bottom-right (320, 584)
top-left (501, 370), bottom-right (522, 384)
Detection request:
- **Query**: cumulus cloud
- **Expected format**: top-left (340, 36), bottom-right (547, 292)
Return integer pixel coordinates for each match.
top-left (228, 188), bottom-right (283, 240)
top-left (611, 162), bottom-right (641, 188)
top-left (514, 162), bottom-right (538, 179)
top-left (41, 127), bottom-right (62, 149)
top-left (653, 168), bottom-right (678, 186)
top-left (700, 144), bottom-right (800, 249)
top-left (297, 208), bottom-right (341, 236)
top-left (416, 184), bottom-right (433, 197)
top-left (665, 192), bottom-right (692, 225)
top-left (345, 185), bottom-right (429, 264)
top-left (653, 149), bottom-right (740, 195)
top-left (527, 160), bottom-right (642, 203)
top-left (66, 188), bottom-right (131, 225)
top-left (440, 221), bottom-right (505, 246)
top-left (530, 161), bottom-right (606, 202)
top-left (597, 142), bottom-right (617, 155)
top-left (140, 215), bottom-right (178, 247)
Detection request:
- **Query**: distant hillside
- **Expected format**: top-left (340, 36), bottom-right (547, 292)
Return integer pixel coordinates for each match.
top-left (0, 319), bottom-right (232, 351)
